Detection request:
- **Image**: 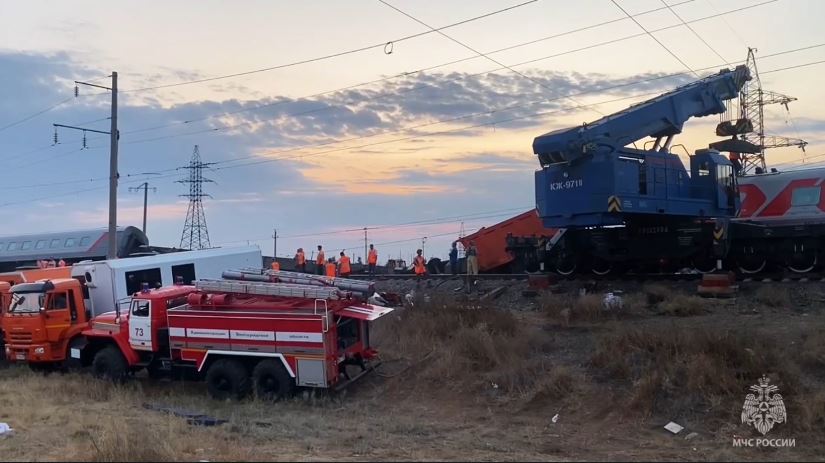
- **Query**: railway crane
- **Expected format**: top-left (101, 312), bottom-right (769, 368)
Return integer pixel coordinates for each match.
top-left (533, 65), bottom-right (751, 274)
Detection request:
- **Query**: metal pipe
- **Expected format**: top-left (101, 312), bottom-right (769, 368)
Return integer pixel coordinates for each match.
top-left (221, 269), bottom-right (375, 294)
top-left (661, 134), bottom-right (675, 152)
top-left (651, 136), bottom-right (662, 151)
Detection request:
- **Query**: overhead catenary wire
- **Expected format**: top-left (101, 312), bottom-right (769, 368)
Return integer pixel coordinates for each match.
top-left (659, 0), bottom-right (731, 65)
top-left (113, 0), bottom-right (780, 146)
top-left (610, 0), bottom-right (699, 77)
top-left (2, 48), bottom-right (824, 195)
top-left (377, 0), bottom-right (605, 116)
top-left (0, 96), bottom-right (74, 135)
top-left (121, 0), bottom-right (539, 93)
top-left (121, 0), bottom-right (701, 137)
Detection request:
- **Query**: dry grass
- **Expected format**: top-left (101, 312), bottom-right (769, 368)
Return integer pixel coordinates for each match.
top-left (588, 324), bottom-right (820, 431)
top-left (642, 283), bottom-right (670, 305)
top-left (372, 297), bottom-right (556, 397)
top-left (655, 294), bottom-right (709, 316)
top-left (541, 292), bottom-right (643, 326)
top-left (753, 285), bottom-right (792, 308)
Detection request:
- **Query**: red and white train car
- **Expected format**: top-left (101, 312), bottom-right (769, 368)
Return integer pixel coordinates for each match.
top-left (732, 167), bottom-right (825, 273)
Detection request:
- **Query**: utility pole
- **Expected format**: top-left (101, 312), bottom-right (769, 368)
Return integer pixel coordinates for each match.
top-left (128, 182), bottom-right (156, 235)
top-left (109, 72), bottom-right (118, 259)
top-left (53, 72), bottom-right (118, 259)
top-left (272, 228), bottom-right (277, 258)
top-left (363, 227), bottom-right (368, 264)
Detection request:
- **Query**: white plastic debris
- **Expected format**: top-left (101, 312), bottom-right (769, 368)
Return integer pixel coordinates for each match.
top-left (0, 423), bottom-right (13, 436)
top-left (551, 414), bottom-right (559, 424)
top-left (602, 292), bottom-right (624, 310)
top-left (368, 292), bottom-right (388, 307)
top-left (664, 421), bottom-right (684, 434)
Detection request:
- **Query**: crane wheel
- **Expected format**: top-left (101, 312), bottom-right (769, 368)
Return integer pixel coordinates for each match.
top-left (92, 346), bottom-right (128, 383)
top-left (252, 359), bottom-right (294, 402)
top-left (205, 359), bottom-right (250, 401)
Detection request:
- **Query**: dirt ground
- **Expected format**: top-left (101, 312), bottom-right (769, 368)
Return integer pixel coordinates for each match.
top-left (1, 279), bottom-right (824, 461)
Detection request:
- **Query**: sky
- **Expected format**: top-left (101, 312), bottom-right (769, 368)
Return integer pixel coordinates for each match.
top-left (1, 0), bottom-right (824, 264)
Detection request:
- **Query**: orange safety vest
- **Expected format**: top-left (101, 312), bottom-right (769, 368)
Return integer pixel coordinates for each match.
top-left (271, 261), bottom-right (280, 271)
top-left (339, 255), bottom-right (351, 274)
top-left (414, 256), bottom-right (426, 275)
top-left (296, 251), bottom-right (305, 265)
top-left (368, 249), bottom-right (378, 265)
top-left (316, 251), bottom-right (325, 265)
top-left (325, 262), bottom-right (336, 278)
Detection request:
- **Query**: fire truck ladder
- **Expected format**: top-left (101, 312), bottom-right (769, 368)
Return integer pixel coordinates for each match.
top-left (194, 279), bottom-right (345, 300)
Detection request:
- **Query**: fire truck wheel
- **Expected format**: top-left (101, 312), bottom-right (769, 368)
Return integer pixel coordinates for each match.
top-left (252, 359), bottom-right (294, 402)
top-left (205, 359), bottom-right (251, 401)
top-left (92, 346), bottom-right (127, 383)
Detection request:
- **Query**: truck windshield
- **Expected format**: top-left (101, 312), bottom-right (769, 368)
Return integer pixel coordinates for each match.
top-left (9, 292), bottom-right (45, 313)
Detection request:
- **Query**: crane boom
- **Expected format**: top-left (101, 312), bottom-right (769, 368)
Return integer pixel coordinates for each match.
top-left (534, 65), bottom-right (750, 165)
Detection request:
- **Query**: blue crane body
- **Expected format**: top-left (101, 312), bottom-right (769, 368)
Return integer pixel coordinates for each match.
top-left (530, 65), bottom-right (751, 273)
top-left (534, 65), bottom-right (750, 228)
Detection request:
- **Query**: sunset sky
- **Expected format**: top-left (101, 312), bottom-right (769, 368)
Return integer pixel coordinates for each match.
top-left (1, 0), bottom-right (823, 264)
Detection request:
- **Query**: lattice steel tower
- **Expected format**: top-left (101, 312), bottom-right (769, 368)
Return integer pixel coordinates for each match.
top-left (714, 48), bottom-right (807, 174)
top-left (178, 145), bottom-right (215, 250)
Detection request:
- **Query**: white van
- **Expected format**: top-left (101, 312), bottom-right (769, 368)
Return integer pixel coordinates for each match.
top-left (71, 246), bottom-right (262, 317)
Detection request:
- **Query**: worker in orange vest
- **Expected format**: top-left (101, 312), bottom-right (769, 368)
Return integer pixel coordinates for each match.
top-left (325, 258), bottom-right (336, 279)
top-left (316, 245), bottom-right (325, 275)
top-left (367, 244), bottom-right (378, 276)
top-left (271, 260), bottom-right (280, 272)
top-left (294, 248), bottom-right (306, 273)
top-left (338, 251), bottom-right (352, 278)
top-left (413, 249), bottom-right (427, 286)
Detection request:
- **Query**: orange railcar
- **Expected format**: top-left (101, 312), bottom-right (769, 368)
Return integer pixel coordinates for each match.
top-left (457, 209), bottom-right (557, 272)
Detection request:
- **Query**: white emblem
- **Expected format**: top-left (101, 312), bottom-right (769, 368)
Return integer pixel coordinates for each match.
top-left (741, 376), bottom-right (787, 435)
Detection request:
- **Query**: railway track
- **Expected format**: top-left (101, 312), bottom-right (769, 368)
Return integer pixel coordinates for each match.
top-left (348, 271), bottom-right (825, 283)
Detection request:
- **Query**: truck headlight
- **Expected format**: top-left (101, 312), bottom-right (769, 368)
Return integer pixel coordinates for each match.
top-left (34, 347), bottom-right (45, 355)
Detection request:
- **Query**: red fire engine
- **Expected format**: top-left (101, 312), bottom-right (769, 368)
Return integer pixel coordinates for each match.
top-left (80, 277), bottom-right (393, 400)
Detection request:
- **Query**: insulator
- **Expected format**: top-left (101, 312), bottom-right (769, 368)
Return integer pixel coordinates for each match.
top-left (74, 85), bottom-right (79, 97)
top-left (82, 131), bottom-right (87, 149)
top-left (53, 128), bottom-right (58, 145)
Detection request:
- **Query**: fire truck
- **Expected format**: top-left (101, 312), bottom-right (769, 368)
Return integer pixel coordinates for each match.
top-left (80, 274), bottom-right (393, 400)
top-left (2, 246), bottom-right (261, 367)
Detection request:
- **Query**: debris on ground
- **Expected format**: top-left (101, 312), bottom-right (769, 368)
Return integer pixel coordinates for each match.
top-left (664, 422), bottom-right (684, 434)
top-left (602, 292), bottom-right (623, 310)
top-left (684, 432), bottom-right (699, 441)
top-left (142, 403), bottom-right (227, 427)
top-left (0, 422), bottom-right (13, 436)
top-left (480, 286), bottom-right (507, 301)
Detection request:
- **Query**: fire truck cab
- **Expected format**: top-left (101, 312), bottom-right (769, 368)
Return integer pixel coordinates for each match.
top-left (82, 278), bottom-right (393, 401)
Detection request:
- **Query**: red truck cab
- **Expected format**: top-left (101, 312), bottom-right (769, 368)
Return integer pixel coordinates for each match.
top-left (3, 278), bottom-right (88, 367)
top-left (81, 284), bottom-right (194, 378)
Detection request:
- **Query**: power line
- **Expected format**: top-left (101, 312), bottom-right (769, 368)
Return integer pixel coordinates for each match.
top-left (0, 96), bottom-right (74, 134)
top-left (115, 0), bottom-right (778, 145)
top-left (377, 0), bottom-right (604, 116)
top-left (120, 0), bottom-right (699, 137)
top-left (276, 206), bottom-right (531, 240)
top-left (3, 47), bottom-right (822, 195)
top-left (659, 0), bottom-right (730, 65)
top-left (121, 0), bottom-right (539, 93)
top-left (610, 0), bottom-right (698, 77)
